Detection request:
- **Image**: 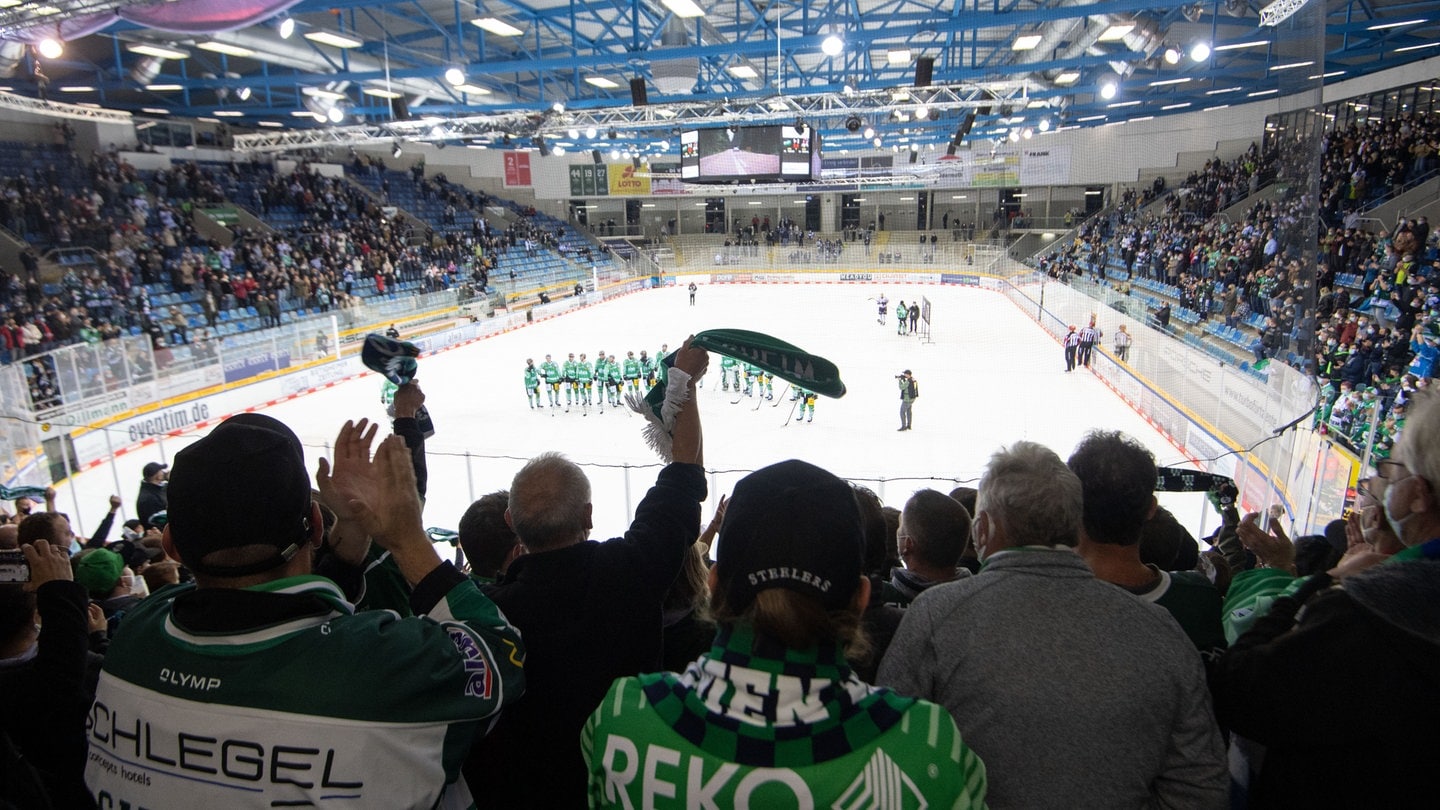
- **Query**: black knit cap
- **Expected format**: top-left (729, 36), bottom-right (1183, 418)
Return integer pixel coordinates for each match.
top-left (717, 459), bottom-right (864, 612)
top-left (167, 413), bottom-right (312, 577)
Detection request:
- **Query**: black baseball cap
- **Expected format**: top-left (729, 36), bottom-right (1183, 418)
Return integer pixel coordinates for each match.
top-left (717, 460), bottom-right (864, 612)
top-left (142, 462), bottom-right (168, 479)
top-left (166, 414), bottom-right (312, 577)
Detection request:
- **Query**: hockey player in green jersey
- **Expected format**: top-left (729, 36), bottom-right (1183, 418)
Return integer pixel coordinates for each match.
top-left (563, 352), bottom-right (580, 410)
top-left (758, 368), bottom-right (774, 400)
top-left (742, 362), bottom-right (759, 396)
top-left (606, 354), bottom-right (625, 406)
top-left (793, 387), bottom-right (817, 422)
top-left (623, 351), bottom-right (642, 397)
top-left (575, 353), bottom-right (595, 411)
top-left (380, 376), bottom-right (398, 416)
top-left (582, 460), bottom-right (988, 809)
top-left (639, 350), bottom-right (656, 387)
top-left (897, 299), bottom-right (908, 335)
top-left (540, 354), bottom-right (562, 408)
top-left (524, 358), bottom-right (542, 409)
top-left (719, 355), bottom-right (739, 391)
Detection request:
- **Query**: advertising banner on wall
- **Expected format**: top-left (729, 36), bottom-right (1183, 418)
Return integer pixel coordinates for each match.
top-left (1020, 145), bottom-right (1072, 185)
top-left (503, 151), bottom-right (533, 187)
top-left (607, 163), bottom-right (652, 195)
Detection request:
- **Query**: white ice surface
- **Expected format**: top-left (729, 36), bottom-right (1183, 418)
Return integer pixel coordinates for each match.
top-left (53, 282), bottom-right (1217, 544)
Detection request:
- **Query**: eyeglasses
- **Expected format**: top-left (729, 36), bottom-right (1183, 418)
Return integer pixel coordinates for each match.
top-left (1362, 459), bottom-right (1412, 502)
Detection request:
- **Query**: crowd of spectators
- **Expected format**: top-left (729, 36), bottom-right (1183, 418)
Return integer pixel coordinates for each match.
top-left (1039, 108), bottom-right (1440, 464)
top-left (4, 335), bottom-right (1436, 807)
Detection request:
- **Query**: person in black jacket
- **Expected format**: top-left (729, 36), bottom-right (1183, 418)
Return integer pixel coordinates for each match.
top-left (464, 337), bottom-right (709, 808)
top-left (0, 540), bottom-right (102, 809)
top-left (1209, 388), bottom-right (1440, 808)
top-left (134, 462), bottom-right (167, 529)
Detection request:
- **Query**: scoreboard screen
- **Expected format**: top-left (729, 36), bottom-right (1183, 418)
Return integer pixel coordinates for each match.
top-left (679, 125), bottom-right (819, 183)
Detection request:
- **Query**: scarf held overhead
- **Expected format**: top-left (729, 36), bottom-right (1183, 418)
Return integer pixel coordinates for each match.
top-left (626, 329), bottom-right (846, 460)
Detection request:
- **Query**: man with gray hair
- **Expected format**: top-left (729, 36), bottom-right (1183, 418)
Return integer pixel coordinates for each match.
top-left (878, 440), bottom-right (1226, 809)
top-left (465, 337), bottom-right (710, 807)
top-left (1209, 388), bottom-right (1440, 807)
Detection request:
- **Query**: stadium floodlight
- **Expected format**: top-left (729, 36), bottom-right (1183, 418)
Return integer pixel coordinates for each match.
top-left (445, 67), bottom-right (466, 86)
top-left (1163, 47), bottom-right (1181, 64)
top-left (38, 38), bottom-right (64, 59)
top-left (1099, 80), bottom-right (1118, 100)
top-left (1190, 42), bottom-right (1212, 62)
top-left (821, 33), bottom-right (844, 57)
top-left (278, 17), bottom-right (296, 39)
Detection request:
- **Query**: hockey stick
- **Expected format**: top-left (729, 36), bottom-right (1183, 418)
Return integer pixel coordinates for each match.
top-left (781, 396), bottom-right (800, 426)
top-left (771, 382), bottom-right (791, 407)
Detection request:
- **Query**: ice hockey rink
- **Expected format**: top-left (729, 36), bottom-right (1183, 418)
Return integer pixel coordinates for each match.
top-left (55, 281), bottom-right (1220, 544)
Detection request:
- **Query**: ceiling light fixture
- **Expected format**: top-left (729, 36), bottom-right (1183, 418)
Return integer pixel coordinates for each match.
top-left (444, 67), bottom-right (466, 86)
top-left (1054, 71), bottom-right (1080, 85)
top-left (1214, 40), bottom-right (1270, 51)
top-left (888, 48), bottom-right (912, 66)
top-left (279, 17), bottom-right (296, 39)
top-left (1098, 23), bottom-right (1135, 42)
top-left (362, 87), bottom-right (403, 99)
top-left (1190, 42), bottom-right (1211, 61)
top-left (1012, 34), bottom-right (1043, 51)
top-left (326, 106), bottom-right (345, 123)
top-left (128, 43), bottom-right (190, 60)
top-left (1368, 18), bottom-right (1426, 31)
top-left (471, 18), bottom-right (523, 36)
top-left (1163, 47), bottom-right (1181, 64)
top-left (728, 65), bottom-right (758, 79)
top-left (660, 0), bottom-right (706, 19)
top-left (144, 83), bottom-right (183, 91)
top-left (198, 42), bottom-right (255, 58)
top-left (821, 32), bottom-right (844, 57)
top-left (585, 76), bottom-right (620, 89)
top-left (1099, 80), bottom-right (1118, 100)
top-left (37, 38), bottom-right (63, 59)
top-left (303, 31), bottom-right (363, 49)
top-left (455, 84), bottom-right (492, 95)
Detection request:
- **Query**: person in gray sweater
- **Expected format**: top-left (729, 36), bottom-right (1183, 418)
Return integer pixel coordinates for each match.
top-left (877, 440), bottom-right (1226, 810)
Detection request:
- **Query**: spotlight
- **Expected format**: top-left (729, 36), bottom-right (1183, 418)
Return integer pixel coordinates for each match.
top-left (1190, 42), bottom-right (1211, 62)
top-left (1100, 80), bottom-right (1118, 100)
top-left (863, 126), bottom-right (875, 139)
top-left (236, 86), bottom-right (252, 101)
top-left (1008, 129), bottom-right (1020, 142)
top-left (430, 125), bottom-right (445, 138)
top-left (873, 137), bottom-right (882, 147)
top-left (915, 105), bottom-right (929, 120)
top-left (1163, 46), bottom-right (1181, 65)
top-left (326, 106), bottom-right (345, 123)
top-left (553, 146), bottom-right (566, 156)
top-left (1022, 128), bottom-right (1033, 139)
top-left (552, 101), bottom-right (565, 113)
top-left (585, 127), bottom-right (597, 139)
top-left (845, 115), bottom-right (862, 133)
top-left (279, 18), bottom-right (296, 40)
top-left (609, 149), bottom-right (620, 160)
top-left (821, 33), bottom-right (844, 57)
top-left (38, 38), bottom-right (63, 60)
top-left (1038, 118), bottom-right (1051, 132)
top-left (444, 67), bottom-right (465, 86)
top-left (567, 128), bottom-right (579, 138)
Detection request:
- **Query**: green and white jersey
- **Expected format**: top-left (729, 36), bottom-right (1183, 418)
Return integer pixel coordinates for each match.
top-left (541, 359), bottom-right (562, 384)
top-left (524, 364), bottom-right (540, 388)
top-left (720, 355), bottom-right (738, 371)
top-left (582, 624), bottom-right (987, 810)
top-left (86, 574), bottom-right (525, 810)
top-left (563, 358), bottom-right (580, 381)
top-left (639, 355), bottom-right (655, 377)
top-left (623, 357), bottom-right (641, 379)
top-left (607, 363), bottom-right (624, 384)
top-left (575, 360), bottom-right (594, 383)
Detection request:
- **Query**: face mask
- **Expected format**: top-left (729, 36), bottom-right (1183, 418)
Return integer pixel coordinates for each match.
top-left (1384, 470), bottom-right (1418, 543)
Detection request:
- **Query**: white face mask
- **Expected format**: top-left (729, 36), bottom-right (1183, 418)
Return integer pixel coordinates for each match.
top-left (1384, 467), bottom-right (1418, 543)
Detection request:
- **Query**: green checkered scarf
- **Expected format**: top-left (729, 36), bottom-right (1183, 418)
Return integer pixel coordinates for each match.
top-left (633, 622), bottom-right (915, 769)
top-left (1, 485), bottom-right (48, 502)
